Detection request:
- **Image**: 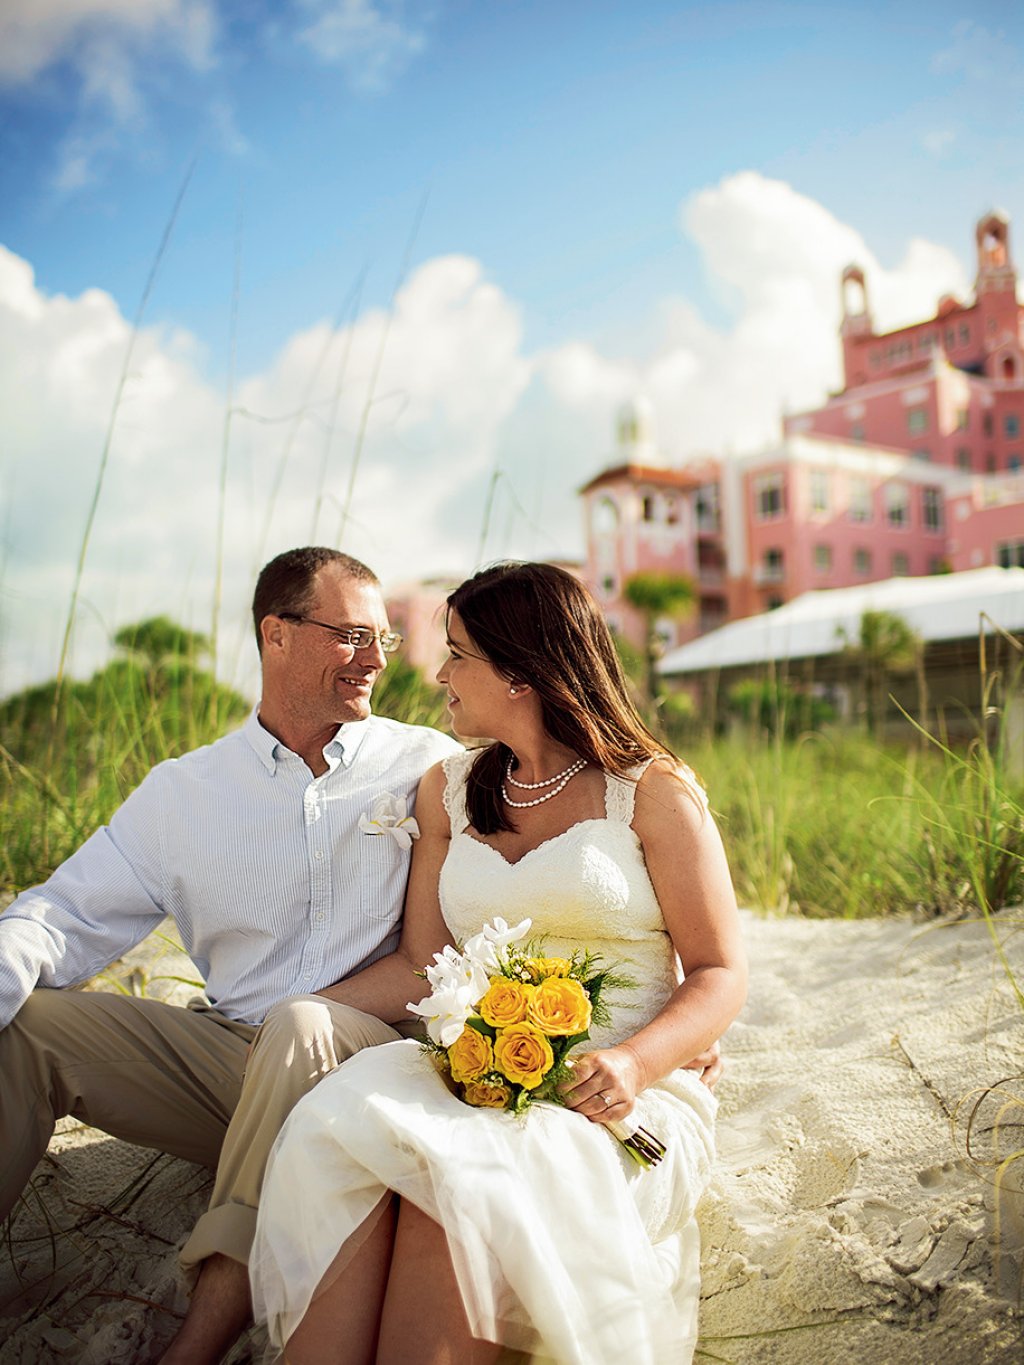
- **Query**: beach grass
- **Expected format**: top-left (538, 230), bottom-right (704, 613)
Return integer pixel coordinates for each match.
top-left (3, 644), bottom-right (1022, 926)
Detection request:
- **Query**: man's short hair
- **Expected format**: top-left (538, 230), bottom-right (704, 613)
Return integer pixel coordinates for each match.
top-left (252, 548), bottom-right (379, 653)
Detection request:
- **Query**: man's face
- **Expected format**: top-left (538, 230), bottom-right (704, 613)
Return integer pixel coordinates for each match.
top-left (277, 563), bottom-right (391, 727)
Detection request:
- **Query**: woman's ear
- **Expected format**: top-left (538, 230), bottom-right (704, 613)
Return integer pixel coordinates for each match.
top-left (507, 681), bottom-right (531, 698)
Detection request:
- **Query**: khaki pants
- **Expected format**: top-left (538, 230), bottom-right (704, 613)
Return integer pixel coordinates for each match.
top-left (0, 989), bottom-right (402, 1278)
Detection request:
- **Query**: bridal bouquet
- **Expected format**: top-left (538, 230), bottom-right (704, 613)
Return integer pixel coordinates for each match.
top-left (408, 917), bottom-right (666, 1169)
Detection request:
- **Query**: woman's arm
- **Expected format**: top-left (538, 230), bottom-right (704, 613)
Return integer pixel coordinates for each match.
top-left (561, 758), bottom-right (747, 1122)
top-left (315, 762), bottom-right (454, 1023)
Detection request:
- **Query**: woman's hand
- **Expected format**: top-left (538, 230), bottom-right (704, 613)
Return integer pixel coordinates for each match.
top-left (557, 1044), bottom-right (647, 1125)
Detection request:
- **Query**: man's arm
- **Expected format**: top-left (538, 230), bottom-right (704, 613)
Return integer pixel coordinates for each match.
top-left (0, 769), bottom-right (169, 1030)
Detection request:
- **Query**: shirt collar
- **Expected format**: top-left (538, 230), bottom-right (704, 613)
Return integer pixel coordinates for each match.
top-left (245, 706), bottom-right (374, 772)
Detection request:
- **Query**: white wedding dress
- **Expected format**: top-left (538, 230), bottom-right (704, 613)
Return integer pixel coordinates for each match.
top-left (250, 750), bottom-right (717, 1364)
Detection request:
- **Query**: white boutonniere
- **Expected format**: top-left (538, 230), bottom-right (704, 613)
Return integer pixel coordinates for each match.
top-left (359, 793), bottom-right (421, 850)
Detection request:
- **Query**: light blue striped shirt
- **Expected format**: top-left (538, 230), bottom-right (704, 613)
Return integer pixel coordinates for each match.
top-left (0, 709), bottom-right (460, 1029)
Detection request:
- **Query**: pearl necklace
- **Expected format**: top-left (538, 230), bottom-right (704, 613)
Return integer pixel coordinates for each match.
top-left (502, 757), bottom-right (587, 808)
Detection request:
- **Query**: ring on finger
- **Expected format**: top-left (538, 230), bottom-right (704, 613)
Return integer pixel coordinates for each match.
top-left (600, 1092), bottom-right (612, 1107)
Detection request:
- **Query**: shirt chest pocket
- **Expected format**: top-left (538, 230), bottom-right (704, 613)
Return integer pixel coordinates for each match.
top-left (358, 831), bottom-right (411, 922)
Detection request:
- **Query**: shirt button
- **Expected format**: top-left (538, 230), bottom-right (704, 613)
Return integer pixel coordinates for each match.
top-left (314, 850), bottom-right (324, 861)
top-left (315, 913), bottom-right (325, 923)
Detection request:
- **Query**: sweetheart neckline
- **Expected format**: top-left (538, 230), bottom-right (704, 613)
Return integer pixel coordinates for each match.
top-left (458, 817), bottom-right (639, 869)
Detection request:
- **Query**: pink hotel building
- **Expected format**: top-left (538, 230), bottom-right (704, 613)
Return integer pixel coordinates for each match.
top-left (581, 211), bottom-right (1024, 653)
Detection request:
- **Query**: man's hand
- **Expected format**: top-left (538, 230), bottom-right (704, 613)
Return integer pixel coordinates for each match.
top-left (683, 1040), bottom-right (723, 1090)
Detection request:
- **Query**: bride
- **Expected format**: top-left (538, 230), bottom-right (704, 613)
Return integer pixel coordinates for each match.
top-left (249, 562), bottom-right (747, 1364)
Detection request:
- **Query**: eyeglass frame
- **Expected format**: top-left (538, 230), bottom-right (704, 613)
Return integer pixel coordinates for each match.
top-left (278, 613), bottom-right (403, 653)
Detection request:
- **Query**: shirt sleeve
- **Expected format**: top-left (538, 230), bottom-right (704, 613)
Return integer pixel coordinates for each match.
top-left (0, 765), bottom-right (170, 1031)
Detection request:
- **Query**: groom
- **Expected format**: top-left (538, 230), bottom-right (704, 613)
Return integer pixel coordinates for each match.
top-left (0, 547), bottom-right (460, 1363)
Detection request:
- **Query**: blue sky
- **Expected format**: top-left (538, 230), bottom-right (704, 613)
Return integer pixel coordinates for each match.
top-left (1, 1), bottom-right (1022, 692)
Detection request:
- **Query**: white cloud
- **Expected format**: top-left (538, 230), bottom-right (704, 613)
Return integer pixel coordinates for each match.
top-left (537, 172), bottom-right (969, 467)
top-left (0, 173), bottom-right (977, 694)
top-left (931, 19), bottom-right (1021, 84)
top-left (296, 0), bottom-right (426, 92)
top-left (0, 0), bottom-right (218, 191)
top-left (0, 247), bottom-right (528, 694)
top-left (0, 0), bottom-right (215, 86)
top-left (922, 128), bottom-right (955, 159)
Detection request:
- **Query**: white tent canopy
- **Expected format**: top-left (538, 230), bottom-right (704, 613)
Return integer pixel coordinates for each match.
top-left (658, 567), bottom-right (1024, 676)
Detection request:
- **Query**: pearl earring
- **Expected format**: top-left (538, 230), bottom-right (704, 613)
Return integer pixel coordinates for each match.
top-left (509, 687), bottom-right (518, 695)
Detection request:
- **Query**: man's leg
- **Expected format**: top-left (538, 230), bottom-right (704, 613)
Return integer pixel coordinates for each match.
top-left (162, 997), bottom-right (403, 1365)
top-left (0, 989), bottom-right (252, 1223)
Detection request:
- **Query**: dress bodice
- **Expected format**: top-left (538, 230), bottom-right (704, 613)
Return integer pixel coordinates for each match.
top-left (438, 749), bottom-right (684, 1048)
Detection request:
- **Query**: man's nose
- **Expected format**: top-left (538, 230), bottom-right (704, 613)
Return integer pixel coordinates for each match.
top-left (361, 637), bottom-right (388, 669)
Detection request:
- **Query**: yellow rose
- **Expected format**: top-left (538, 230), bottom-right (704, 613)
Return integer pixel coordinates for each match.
top-left (527, 956), bottom-right (572, 980)
top-left (526, 977), bottom-right (592, 1037)
top-left (493, 1023), bottom-right (554, 1089)
top-left (478, 976), bottom-right (533, 1027)
top-left (462, 1079), bottom-right (513, 1109)
top-left (448, 1026), bottom-right (494, 1083)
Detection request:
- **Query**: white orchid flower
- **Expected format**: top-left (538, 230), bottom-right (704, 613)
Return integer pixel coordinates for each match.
top-left (358, 793), bottom-right (421, 850)
top-left (462, 917), bottom-right (532, 972)
top-left (407, 982), bottom-right (476, 1047)
top-left (424, 945), bottom-right (489, 1002)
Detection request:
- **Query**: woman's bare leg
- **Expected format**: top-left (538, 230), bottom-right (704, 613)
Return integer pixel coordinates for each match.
top-left (376, 1200), bottom-right (502, 1365)
top-left (284, 1197), bottom-right (397, 1365)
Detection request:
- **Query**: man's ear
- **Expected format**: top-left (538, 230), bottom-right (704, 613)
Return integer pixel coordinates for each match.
top-left (261, 615), bottom-right (286, 653)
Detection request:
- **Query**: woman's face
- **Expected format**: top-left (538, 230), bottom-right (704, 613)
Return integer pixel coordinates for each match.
top-left (436, 609), bottom-right (513, 740)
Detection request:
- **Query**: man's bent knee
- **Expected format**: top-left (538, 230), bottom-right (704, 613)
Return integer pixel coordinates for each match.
top-left (252, 995), bottom-right (401, 1070)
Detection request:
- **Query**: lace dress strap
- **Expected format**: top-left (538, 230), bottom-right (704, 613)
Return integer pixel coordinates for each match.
top-left (602, 759), bottom-right (654, 825)
top-left (603, 758), bottom-right (710, 826)
top-left (442, 749), bottom-right (476, 836)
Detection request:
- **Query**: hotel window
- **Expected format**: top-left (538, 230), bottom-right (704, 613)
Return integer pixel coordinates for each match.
top-left (810, 469), bottom-right (830, 515)
top-left (885, 483), bottom-right (909, 528)
top-left (997, 540), bottom-right (1024, 568)
top-left (913, 450), bottom-right (931, 462)
top-left (848, 477), bottom-right (872, 522)
top-left (907, 408), bottom-right (928, 435)
top-left (762, 547), bottom-right (785, 581)
top-left (983, 412), bottom-right (994, 437)
top-left (959, 325), bottom-right (970, 345)
top-left (986, 453), bottom-right (997, 472)
top-left (945, 328), bottom-right (956, 349)
top-left (853, 547), bottom-right (872, 576)
top-left (755, 475), bottom-right (785, 520)
top-left (850, 423), bottom-right (865, 442)
top-left (813, 544), bottom-right (833, 574)
top-left (641, 494), bottom-right (656, 522)
top-left (955, 447), bottom-right (971, 470)
top-left (1005, 414), bottom-right (1021, 439)
top-left (1010, 454), bottom-right (1022, 473)
top-left (922, 486), bottom-right (943, 532)
top-left (956, 408), bottom-right (969, 430)
top-left (892, 553), bottom-right (910, 577)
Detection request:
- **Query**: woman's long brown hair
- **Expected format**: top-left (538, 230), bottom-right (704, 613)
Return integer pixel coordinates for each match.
top-left (447, 562), bottom-right (677, 835)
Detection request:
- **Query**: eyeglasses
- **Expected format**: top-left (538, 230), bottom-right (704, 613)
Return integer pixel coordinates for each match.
top-left (280, 614), bottom-right (403, 653)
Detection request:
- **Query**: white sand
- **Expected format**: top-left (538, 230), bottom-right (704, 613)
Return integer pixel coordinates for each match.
top-left (1, 910), bottom-right (1022, 1363)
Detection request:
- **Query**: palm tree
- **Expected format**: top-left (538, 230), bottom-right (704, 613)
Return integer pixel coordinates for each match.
top-left (623, 572), bottom-right (696, 704)
top-left (840, 609), bottom-right (922, 735)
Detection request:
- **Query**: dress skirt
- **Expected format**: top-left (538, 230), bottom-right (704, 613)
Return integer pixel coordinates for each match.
top-left (250, 1039), bottom-right (716, 1365)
